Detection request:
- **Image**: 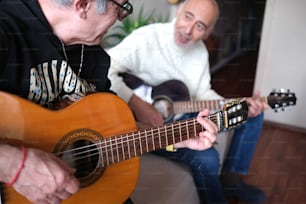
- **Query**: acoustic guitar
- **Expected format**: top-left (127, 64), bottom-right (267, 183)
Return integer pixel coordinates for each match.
top-left (0, 91), bottom-right (248, 204)
top-left (120, 72), bottom-right (297, 122)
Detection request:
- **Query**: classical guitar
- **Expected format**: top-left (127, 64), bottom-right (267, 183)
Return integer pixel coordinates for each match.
top-left (120, 72), bottom-right (297, 122)
top-left (0, 91), bottom-right (248, 204)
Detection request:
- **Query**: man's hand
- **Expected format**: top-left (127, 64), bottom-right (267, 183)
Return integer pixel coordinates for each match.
top-left (12, 147), bottom-right (79, 204)
top-left (173, 109), bottom-right (218, 151)
top-left (247, 90), bottom-right (269, 118)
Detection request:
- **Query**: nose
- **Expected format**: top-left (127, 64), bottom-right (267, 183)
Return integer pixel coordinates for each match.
top-left (184, 22), bottom-right (195, 35)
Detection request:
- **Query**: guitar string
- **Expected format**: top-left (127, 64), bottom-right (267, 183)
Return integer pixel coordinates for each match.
top-left (55, 115), bottom-right (224, 164)
top-left (55, 117), bottom-right (200, 156)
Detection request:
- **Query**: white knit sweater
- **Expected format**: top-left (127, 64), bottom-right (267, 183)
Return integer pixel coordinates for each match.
top-left (107, 20), bottom-right (222, 103)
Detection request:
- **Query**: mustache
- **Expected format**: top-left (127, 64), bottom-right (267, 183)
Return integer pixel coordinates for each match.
top-left (178, 30), bottom-right (192, 41)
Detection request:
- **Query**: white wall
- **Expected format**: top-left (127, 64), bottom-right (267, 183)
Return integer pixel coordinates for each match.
top-left (255, 0), bottom-right (306, 128)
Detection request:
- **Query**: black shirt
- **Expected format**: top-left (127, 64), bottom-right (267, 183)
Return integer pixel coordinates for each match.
top-left (0, 0), bottom-right (112, 106)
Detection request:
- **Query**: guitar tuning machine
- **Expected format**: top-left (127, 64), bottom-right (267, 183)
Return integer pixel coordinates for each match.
top-left (273, 88), bottom-right (290, 93)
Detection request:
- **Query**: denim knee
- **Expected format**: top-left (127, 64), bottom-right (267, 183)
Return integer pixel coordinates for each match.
top-left (179, 147), bottom-right (220, 173)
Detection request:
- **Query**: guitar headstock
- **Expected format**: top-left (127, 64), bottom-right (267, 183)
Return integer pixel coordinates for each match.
top-left (222, 100), bottom-right (248, 130)
top-left (268, 89), bottom-right (297, 112)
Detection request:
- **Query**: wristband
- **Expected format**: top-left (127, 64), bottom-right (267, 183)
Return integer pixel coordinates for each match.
top-left (7, 146), bottom-right (27, 187)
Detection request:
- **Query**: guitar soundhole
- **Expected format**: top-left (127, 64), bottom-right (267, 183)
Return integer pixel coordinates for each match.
top-left (54, 128), bottom-right (105, 188)
top-left (152, 96), bottom-right (174, 122)
top-left (63, 140), bottom-right (99, 178)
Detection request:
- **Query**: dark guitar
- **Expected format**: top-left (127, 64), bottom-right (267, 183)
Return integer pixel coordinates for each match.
top-left (120, 72), bottom-right (297, 122)
top-left (0, 91), bottom-right (248, 204)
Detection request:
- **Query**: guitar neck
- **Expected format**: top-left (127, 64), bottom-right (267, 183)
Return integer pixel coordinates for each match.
top-left (100, 111), bottom-right (224, 167)
top-left (173, 96), bottom-right (268, 113)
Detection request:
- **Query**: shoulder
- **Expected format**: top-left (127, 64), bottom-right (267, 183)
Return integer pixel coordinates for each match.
top-left (120, 22), bottom-right (170, 44)
top-left (108, 23), bottom-right (166, 54)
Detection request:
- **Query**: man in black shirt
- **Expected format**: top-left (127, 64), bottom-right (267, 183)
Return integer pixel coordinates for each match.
top-left (0, 0), bottom-right (218, 203)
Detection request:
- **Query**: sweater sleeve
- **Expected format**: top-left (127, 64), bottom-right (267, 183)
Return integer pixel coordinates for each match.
top-left (196, 71), bottom-right (223, 100)
top-left (107, 29), bottom-right (144, 103)
top-left (108, 57), bottom-right (134, 103)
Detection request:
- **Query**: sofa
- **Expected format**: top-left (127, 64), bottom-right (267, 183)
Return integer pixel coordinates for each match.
top-left (130, 131), bottom-right (232, 204)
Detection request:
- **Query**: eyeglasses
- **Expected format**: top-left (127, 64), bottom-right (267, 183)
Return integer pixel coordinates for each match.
top-left (109, 0), bottom-right (133, 21)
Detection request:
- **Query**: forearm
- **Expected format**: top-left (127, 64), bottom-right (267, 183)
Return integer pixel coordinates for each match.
top-left (128, 94), bottom-right (143, 113)
top-left (0, 144), bottom-right (22, 183)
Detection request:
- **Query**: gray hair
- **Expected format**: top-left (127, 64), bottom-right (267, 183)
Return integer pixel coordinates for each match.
top-left (54, 0), bottom-right (107, 14)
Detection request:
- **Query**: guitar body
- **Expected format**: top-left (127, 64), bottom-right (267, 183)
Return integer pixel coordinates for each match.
top-left (120, 72), bottom-right (191, 122)
top-left (0, 92), bottom-right (139, 204)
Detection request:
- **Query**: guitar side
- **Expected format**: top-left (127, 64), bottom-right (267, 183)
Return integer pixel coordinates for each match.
top-left (0, 92), bottom-right (139, 204)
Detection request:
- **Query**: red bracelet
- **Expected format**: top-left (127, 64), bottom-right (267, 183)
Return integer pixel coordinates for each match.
top-left (7, 146), bottom-right (27, 187)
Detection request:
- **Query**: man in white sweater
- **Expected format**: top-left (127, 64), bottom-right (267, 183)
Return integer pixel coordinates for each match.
top-left (108, 0), bottom-right (268, 203)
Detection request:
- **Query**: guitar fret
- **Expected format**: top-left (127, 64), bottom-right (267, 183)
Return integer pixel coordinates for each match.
top-left (186, 120), bottom-right (189, 140)
top-left (211, 100), bottom-right (215, 110)
top-left (165, 125), bottom-right (169, 145)
top-left (133, 133), bottom-right (137, 157)
top-left (178, 122), bottom-right (182, 143)
top-left (171, 123), bottom-right (175, 145)
top-left (193, 119), bottom-right (197, 138)
top-left (100, 140), bottom-right (105, 167)
top-left (196, 101), bottom-right (200, 112)
top-left (158, 128), bottom-right (162, 149)
top-left (115, 137), bottom-right (119, 163)
top-left (127, 133), bottom-right (131, 159)
top-left (151, 128), bottom-right (155, 151)
top-left (145, 129), bottom-right (149, 153)
top-left (121, 136), bottom-right (125, 161)
top-left (139, 133), bottom-right (143, 155)
top-left (212, 100), bottom-right (216, 110)
top-left (110, 137), bottom-right (115, 164)
top-left (105, 139), bottom-right (110, 166)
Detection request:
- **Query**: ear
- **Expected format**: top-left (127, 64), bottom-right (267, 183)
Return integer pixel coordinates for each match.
top-left (75, 0), bottom-right (91, 19)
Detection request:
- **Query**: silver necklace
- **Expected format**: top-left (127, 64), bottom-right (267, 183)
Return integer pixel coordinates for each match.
top-left (60, 40), bottom-right (84, 77)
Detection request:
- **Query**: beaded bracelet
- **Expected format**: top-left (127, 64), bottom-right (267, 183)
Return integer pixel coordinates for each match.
top-left (7, 146), bottom-right (27, 187)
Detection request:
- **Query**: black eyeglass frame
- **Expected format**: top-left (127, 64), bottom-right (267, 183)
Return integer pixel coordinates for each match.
top-left (109, 0), bottom-right (133, 21)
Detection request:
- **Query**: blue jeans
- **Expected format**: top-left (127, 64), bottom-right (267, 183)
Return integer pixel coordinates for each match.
top-left (153, 112), bottom-right (226, 203)
top-left (222, 113), bottom-right (264, 174)
top-left (153, 147), bottom-right (226, 204)
top-left (152, 112), bottom-right (264, 204)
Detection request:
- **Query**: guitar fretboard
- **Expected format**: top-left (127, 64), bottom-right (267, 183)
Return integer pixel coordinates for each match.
top-left (173, 97), bottom-right (268, 113)
top-left (174, 99), bottom-right (226, 113)
top-left (99, 111), bottom-right (224, 167)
